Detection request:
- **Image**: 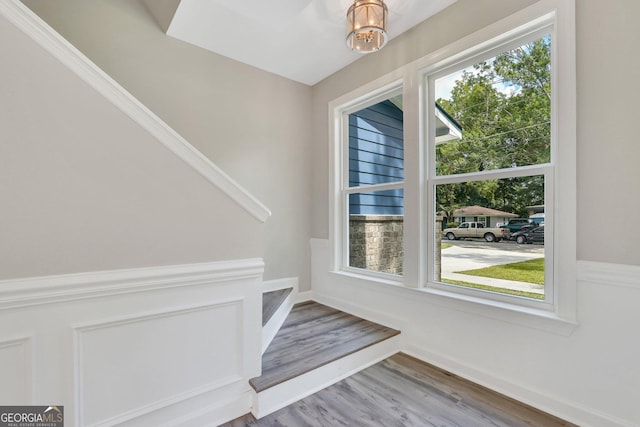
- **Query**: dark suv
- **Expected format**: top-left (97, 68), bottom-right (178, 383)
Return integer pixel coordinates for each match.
top-left (514, 225), bottom-right (545, 244)
top-left (500, 218), bottom-right (536, 233)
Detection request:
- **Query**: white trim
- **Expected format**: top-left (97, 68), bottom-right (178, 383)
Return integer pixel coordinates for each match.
top-left (73, 302), bottom-right (245, 427)
top-left (0, 259), bottom-right (265, 310)
top-left (0, 335), bottom-right (35, 403)
top-left (403, 344), bottom-right (635, 427)
top-left (252, 335), bottom-right (400, 419)
top-left (0, 0), bottom-right (271, 223)
top-left (262, 277), bottom-right (298, 293)
top-left (311, 292), bottom-right (406, 333)
top-left (294, 290), bottom-right (314, 304)
top-left (327, 0), bottom-right (577, 323)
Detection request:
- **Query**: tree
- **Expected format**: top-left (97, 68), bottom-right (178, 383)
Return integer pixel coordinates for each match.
top-left (435, 36), bottom-right (551, 216)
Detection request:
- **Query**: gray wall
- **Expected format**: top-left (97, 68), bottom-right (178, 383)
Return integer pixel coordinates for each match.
top-left (575, 0), bottom-right (640, 264)
top-left (311, 0), bottom-right (640, 266)
top-left (23, 0), bottom-right (314, 286)
top-left (0, 11), bottom-right (262, 279)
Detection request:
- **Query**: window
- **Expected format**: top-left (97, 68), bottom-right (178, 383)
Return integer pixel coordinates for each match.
top-left (330, 1), bottom-right (576, 325)
top-left (343, 87), bottom-right (405, 277)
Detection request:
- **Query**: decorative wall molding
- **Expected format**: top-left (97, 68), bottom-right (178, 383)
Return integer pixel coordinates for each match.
top-left (73, 299), bottom-right (244, 427)
top-left (0, 0), bottom-right (270, 223)
top-left (0, 260), bottom-right (262, 426)
top-left (0, 259), bottom-right (264, 310)
top-left (0, 335), bottom-right (34, 403)
top-left (577, 260), bottom-right (640, 290)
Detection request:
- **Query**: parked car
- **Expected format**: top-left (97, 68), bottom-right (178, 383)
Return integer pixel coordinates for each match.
top-left (513, 225), bottom-right (544, 244)
top-left (500, 218), bottom-right (536, 233)
top-left (529, 213), bottom-right (545, 225)
top-left (442, 222), bottom-right (507, 242)
top-left (508, 224), bottom-right (536, 240)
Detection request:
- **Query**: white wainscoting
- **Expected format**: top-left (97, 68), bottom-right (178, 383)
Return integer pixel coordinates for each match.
top-left (0, 259), bottom-right (264, 427)
top-left (0, 336), bottom-right (33, 404)
top-left (311, 238), bottom-right (640, 427)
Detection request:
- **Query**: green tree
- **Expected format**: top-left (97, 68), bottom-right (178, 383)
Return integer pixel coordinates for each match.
top-left (435, 36), bottom-right (550, 216)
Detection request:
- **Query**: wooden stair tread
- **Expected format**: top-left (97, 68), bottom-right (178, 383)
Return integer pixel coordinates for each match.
top-left (250, 301), bottom-right (400, 392)
top-left (262, 288), bottom-right (293, 326)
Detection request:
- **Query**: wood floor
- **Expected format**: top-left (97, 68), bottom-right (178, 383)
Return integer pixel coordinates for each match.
top-left (226, 353), bottom-right (575, 427)
top-left (262, 288), bottom-right (293, 326)
top-left (250, 301), bottom-right (400, 392)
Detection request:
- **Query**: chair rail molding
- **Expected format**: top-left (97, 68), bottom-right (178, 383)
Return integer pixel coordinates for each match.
top-left (0, 259), bottom-right (264, 426)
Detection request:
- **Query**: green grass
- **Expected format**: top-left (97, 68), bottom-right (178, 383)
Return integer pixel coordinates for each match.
top-left (441, 243), bottom-right (452, 250)
top-left (455, 257), bottom-right (545, 285)
top-left (441, 278), bottom-right (544, 300)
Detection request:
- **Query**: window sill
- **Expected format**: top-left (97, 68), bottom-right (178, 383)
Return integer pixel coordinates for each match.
top-left (333, 268), bottom-right (405, 288)
top-left (419, 285), bottom-right (578, 336)
top-left (329, 269), bottom-right (578, 336)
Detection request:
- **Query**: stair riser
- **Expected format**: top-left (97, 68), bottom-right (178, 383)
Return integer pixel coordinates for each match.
top-left (251, 335), bottom-right (400, 419)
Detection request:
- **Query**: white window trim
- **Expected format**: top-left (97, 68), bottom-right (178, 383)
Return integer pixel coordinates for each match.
top-left (329, 0), bottom-right (577, 331)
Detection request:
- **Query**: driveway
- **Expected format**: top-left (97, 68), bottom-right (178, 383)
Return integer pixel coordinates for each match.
top-left (440, 240), bottom-right (545, 294)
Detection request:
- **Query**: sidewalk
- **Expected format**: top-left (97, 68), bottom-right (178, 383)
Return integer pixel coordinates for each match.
top-left (440, 244), bottom-right (545, 294)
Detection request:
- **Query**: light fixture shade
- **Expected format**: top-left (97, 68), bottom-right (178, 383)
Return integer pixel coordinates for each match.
top-left (346, 0), bottom-right (388, 53)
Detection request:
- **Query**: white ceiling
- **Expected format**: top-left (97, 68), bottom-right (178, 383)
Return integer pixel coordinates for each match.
top-left (166, 0), bottom-right (457, 86)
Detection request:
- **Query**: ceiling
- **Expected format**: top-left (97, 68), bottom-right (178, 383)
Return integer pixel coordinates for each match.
top-left (163, 0), bottom-right (457, 86)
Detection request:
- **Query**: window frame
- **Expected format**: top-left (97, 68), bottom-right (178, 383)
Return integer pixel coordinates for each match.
top-left (329, 0), bottom-right (577, 328)
top-left (332, 79), bottom-right (407, 283)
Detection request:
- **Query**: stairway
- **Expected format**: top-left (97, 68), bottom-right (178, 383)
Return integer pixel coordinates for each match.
top-left (250, 291), bottom-right (401, 418)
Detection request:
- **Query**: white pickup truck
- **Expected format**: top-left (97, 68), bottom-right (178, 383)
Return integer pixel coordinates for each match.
top-left (442, 222), bottom-right (507, 242)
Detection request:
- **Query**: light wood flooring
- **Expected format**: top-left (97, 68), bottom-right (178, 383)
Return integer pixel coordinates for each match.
top-left (250, 301), bottom-right (400, 392)
top-left (262, 288), bottom-right (293, 326)
top-left (225, 353), bottom-right (576, 427)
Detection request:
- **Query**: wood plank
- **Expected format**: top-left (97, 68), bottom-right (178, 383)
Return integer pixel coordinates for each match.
top-left (249, 301), bottom-right (400, 392)
top-left (262, 288), bottom-right (293, 326)
top-left (224, 353), bottom-right (576, 427)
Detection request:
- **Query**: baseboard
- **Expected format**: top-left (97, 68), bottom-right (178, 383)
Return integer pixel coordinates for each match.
top-left (403, 344), bottom-right (634, 427)
top-left (262, 277), bottom-right (298, 293)
top-left (295, 290), bottom-right (315, 303)
top-left (311, 291), bottom-right (406, 332)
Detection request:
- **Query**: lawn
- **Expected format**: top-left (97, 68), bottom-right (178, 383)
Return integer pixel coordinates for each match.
top-left (441, 278), bottom-right (544, 300)
top-left (455, 257), bottom-right (544, 285)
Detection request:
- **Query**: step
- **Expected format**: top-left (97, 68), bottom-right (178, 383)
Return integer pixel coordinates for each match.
top-left (262, 288), bottom-right (293, 326)
top-left (250, 301), bottom-right (401, 418)
top-left (261, 287), bottom-right (295, 354)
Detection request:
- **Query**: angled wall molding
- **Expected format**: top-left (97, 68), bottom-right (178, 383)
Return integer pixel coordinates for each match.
top-left (0, 0), bottom-right (271, 223)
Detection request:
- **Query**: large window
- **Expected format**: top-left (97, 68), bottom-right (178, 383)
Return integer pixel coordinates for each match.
top-left (429, 31), bottom-right (553, 305)
top-left (330, 2), bottom-right (576, 324)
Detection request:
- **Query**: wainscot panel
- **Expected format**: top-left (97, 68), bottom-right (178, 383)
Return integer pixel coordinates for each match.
top-left (0, 259), bottom-right (264, 427)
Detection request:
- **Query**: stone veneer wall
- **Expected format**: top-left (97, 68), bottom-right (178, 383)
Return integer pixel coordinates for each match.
top-left (349, 215), bottom-right (404, 275)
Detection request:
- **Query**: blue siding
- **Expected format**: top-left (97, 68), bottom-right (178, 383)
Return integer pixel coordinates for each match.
top-left (349, 100), bottom-right (404, 215)
top-left (349, 190), bottom-right (404, 215)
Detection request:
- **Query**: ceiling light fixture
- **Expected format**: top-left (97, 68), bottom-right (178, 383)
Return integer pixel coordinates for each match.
top-left (346, 0), bottom-right (388, 53)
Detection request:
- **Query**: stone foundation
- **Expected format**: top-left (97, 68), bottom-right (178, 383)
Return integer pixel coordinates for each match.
top-left (349, 215), bottom-right (404, 275)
